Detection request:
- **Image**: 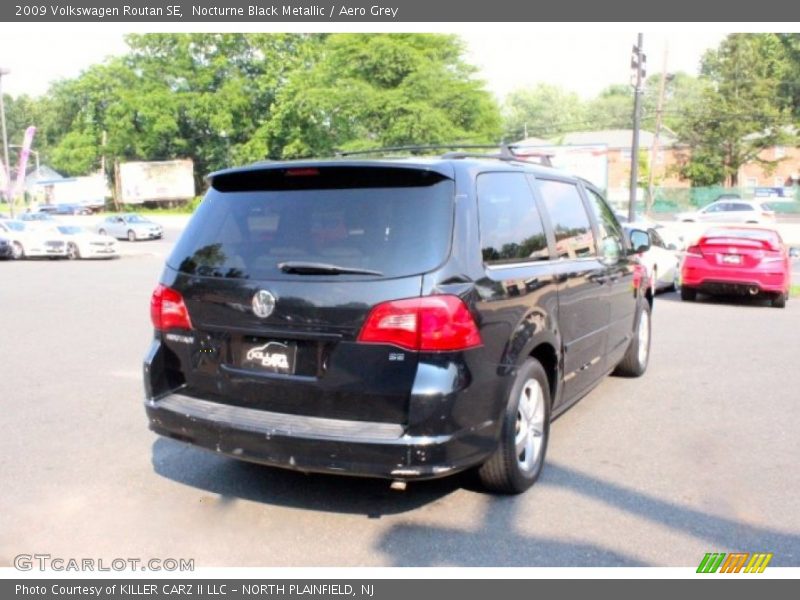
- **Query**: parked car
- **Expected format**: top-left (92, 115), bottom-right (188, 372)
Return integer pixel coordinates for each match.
top-left (676, 200), bottom-right (776, 225)
top-left (625, 223), bottom-right (680, 293)
top-left (615, 211), bottom-right (685, 250)
top-left (680, 227), bottom-right (791, 308)
top-left (97, 214), bottom-right (163, 241)
top-left (143, 154), bottom-right (654, 494)
top-left (0, 219), bottom-right (67, 259)
top-left (55, 225), bottom-right (119, 260)
top-left (19, 211), bottom-right (58, 228)
top-left (39, 203), bottom-right (92, 216)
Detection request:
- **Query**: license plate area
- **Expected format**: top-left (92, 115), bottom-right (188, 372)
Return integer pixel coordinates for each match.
top-left (239, 337), bottom-right (298, 375)
top-left (720, 254), bottom-right (742, 265)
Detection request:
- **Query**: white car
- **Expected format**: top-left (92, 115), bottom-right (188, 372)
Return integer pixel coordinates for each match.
top-left (675, 199), bottom-right (776, 225)
top-left (55, 225), bottom-right (119, 260)
top-left (626, 223), bottom-right (681, 293)
top-left (96, 214), bottom-right (163, 241)
top-left (0, 220), bottom-right (67, 259)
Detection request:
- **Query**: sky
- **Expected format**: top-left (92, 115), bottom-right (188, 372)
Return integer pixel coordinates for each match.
top-left (0, 27), bottom-right (727, 101)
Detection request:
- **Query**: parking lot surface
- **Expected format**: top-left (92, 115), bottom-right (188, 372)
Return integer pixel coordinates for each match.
top-left (1, 232), bottom-right (799, 567)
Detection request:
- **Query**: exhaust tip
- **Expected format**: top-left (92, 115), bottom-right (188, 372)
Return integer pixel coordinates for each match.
top-left (749, 286), bottom-right (759, 296)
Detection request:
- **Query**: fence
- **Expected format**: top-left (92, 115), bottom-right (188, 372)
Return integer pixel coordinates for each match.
top-left (607, 186), bottom-right (800, 215)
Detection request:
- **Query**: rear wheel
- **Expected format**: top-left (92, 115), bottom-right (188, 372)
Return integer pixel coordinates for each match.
top-left (478, 358), bottom-right (551, 494)
top-left (98, 228), bottom-right (107, 236)
top-left (613, 300), bottom-right (651, 377)
top-left (772, 292), bottom-right (787, 309)
top-left (11, 242), bottom-right (23, 259)
top-left (127, 230), bottom-right (136, 242)
top-left (681, 286), bottom-right (697, 301)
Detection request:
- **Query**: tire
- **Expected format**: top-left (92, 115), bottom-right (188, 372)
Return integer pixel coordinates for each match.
top-left (478, 358), bottom-right (551, 494)
top-left (681, 286), bottom-right (697, 301)
top-left (11, 242), bottom-right (23, 259)
top-left (772, 292), bottom-right (787, 309)
top-left (613, 300), bottom-right (651, 378)
top-left (98, 228), bottom-right (107, 236)
top-left (67, 242), bottom-right (80, 260)
top-left (127, 230), bottom-right (136, 242)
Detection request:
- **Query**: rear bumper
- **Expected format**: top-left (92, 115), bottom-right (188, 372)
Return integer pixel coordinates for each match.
top-left (145, 392), bottom-right (493, 480)
top-left (682, 262), bottom-right (789, 294)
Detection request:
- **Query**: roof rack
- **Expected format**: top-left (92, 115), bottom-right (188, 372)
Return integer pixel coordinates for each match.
top-left (334, 144), bottom-right (554, 167)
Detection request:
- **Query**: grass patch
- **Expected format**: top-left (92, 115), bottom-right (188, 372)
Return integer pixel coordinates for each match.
top-left (791, 284), bottom-right (800, 298)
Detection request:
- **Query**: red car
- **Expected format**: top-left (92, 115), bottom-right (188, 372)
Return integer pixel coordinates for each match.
top-left (680, 227), bottom-right (791, 308)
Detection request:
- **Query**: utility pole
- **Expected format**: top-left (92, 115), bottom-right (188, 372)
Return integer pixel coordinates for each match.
top-left (647, 43), bottom-right (669, 216)
top-left (628, 34), bottom-right (645, 223)
top-left (0, 68), bottom-right (11, 218)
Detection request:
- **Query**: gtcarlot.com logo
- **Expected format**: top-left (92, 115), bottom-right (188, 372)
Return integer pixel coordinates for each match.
top-left (14, 554), bottom-right (195, 572)
top-left (696, 552), bottom-right (773, 573)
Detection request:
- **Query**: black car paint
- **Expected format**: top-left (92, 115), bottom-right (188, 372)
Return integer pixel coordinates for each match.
top-left (144, 159), bottom-right (649, 481)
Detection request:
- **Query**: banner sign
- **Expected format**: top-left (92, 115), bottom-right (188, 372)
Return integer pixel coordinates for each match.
top-left (13, 125), bottom-right (36, 198)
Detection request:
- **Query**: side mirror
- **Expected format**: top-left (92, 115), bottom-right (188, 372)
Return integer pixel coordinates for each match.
top-left (628, 229), bottom-right (651, 254)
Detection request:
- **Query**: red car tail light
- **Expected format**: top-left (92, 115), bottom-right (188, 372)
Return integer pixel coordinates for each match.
top-left (685, 244), bottom-right (704, 258)
top-left (358, 295), bottom-right (482, 352)
top-left (151, 284), bottom-right (193, 331)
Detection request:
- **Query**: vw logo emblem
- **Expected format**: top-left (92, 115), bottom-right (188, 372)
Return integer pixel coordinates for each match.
top-left (252, 290), bottom-right (276, 318)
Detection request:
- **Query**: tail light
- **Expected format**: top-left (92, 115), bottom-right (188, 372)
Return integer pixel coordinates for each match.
top-left (358, 295), bottom-right (482, 352)
top-left (685, 244), bottom-right (704, 258)
top-left (151, 284), bottom-right (193, 331)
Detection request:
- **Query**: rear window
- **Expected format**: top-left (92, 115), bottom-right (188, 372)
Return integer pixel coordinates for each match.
top-left (169, 169), bottom-right (455, 280)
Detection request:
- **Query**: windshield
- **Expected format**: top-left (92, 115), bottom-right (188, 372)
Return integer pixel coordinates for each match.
top-left (57, 226), bottom-right (83, 235)
top-left (4, 221), bottom-right (25, 232)
top-left (169, 176), bottom-right (455, 280)
top-left (126, 215), bottom-right (150, 223)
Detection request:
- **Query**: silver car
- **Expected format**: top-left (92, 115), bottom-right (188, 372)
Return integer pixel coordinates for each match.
top-left (96, 214), bottom-right (163, 241)
top-left (676, 200), bottom-right (776, 225)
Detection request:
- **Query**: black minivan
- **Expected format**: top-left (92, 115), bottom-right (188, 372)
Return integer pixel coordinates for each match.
top-left (144, 154), bottom-right (652, 494)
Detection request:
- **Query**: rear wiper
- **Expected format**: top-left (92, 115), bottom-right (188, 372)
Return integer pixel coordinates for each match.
top-left (278, 261), bottom-right (383, 276)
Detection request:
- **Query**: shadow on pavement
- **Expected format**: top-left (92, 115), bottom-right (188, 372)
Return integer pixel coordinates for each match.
top-left (151, 437), bottom-right (462, 518)
top-left (375, 462), bottom-right (800, 566)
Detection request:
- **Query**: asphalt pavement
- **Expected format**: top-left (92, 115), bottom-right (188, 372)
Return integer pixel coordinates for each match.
top-left (1, 231), bottom-right (798, 568)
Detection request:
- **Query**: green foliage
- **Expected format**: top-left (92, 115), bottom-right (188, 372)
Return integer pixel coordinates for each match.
top-left (264, 34), bottom-right (501, 158)
top-left (504, 84), bottom-right (586, 139)
top-left (677, 34), bottom-right (797, 186)
top-left (10, 33), bottom-right (501, 188)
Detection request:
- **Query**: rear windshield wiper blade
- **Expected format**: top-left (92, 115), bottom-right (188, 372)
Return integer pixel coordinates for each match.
top-left (278, 261), bottom-right (383, 276)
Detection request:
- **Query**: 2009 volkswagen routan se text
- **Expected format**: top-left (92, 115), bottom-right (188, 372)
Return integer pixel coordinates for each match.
top-left (144, 152), bottom-right (653, 494)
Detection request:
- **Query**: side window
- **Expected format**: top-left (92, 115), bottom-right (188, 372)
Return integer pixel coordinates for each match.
top-left (537, 179), bottom-right (597, 259)
top-left (649, 228), bottom-right (666, 248)
top-left (477, 172), bottom-right (549, 265)
top-left (733, 203), bottom-right (753, 212)
top-left (585, 188), bottom-right (624, 262)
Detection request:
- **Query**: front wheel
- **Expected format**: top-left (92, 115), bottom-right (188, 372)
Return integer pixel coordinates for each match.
top-left (11, 242), bottom-right (24, 259)
top-left (478, 358), bottom-right (551, 494)
top-left (613, 300), bottom-right (651, 378)
top-left (67, 243), bottom-right (80, 260)
top-left (127, 230), bottom-right (136, 242)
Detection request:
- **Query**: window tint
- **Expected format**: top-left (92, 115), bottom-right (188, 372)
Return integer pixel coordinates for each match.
top-left (585, 188), bottom-right (624, 261)
top-left (537, 179), bottom-right (596, 259)
top-left (169, 176), bottom-right (455, 279)
top-left (732, 203), bottom-right (754, 212)
top-left (477, 172), bottom-right (549, 264)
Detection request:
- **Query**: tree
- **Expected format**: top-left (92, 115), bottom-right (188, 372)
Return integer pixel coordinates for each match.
top-left (503, 84), bottom-right (585, 140)
top-left (264, 34), bottom-right (502, 158)
top-left (584, 85), bottom-right (633, 131)
top-left (677, 34), bottom-right (796, 187)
